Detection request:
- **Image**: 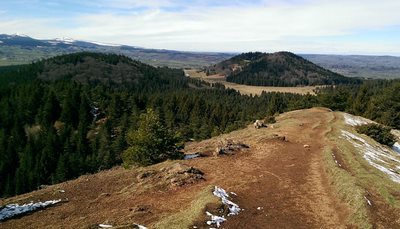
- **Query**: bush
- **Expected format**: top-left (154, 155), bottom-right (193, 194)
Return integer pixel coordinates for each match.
top-left (356, 123), bottom-right (396, 146)
top-left (263, 115), bottom-right (276, 124)
top-left (122, 109), bottom-right (183, 167)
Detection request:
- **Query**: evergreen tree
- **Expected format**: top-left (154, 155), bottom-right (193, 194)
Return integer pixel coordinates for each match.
top-left (39, 90), bottom-right (61, 127)
top-left (122, 109), bottom-right (183, 167)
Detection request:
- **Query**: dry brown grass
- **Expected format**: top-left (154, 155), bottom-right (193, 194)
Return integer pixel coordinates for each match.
top-left (4, 108), bottom-right (400, 228)
top-left (184, 69), bottom-right (320, 95)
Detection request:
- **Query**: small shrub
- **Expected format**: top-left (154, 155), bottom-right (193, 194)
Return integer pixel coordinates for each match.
top-left (263, 116), bottom-right (276, 124)
top-left (356, 123), bottom-right (396, 146)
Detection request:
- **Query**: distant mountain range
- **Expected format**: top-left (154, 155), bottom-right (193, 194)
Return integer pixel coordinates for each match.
top-left (302, 54), bottom-right (400, 79)
top-left (0, 34), bottom-right (231, 68)
top-left (1, 34), bottom-right (400, 79)
top-left (207, 52), bottom-right (360, 86)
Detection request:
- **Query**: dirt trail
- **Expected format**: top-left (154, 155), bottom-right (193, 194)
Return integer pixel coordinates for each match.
top-left (188, 108), bottom-right (351, 228)
top-left (0, 108), bottom-right (352, 228)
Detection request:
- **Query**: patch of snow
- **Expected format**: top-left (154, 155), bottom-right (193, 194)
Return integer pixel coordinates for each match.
top-left (364, 196), bottom-right (372, 206)
top-left (206, 211), bottom-right (226, 228)
top-left (54, 37), bottom-right (75, 44)
top-left (332, 153), bottom-right (341, 167)
top-left (341, 130), bottom-right (400, 183)
top-left (99, 224), bottom-right (113, 228)
top-left (206, 186), bottom-right (241, 228)
top-left (13, 33), bottom-right (30, 37)
top-left (213, 186), bottom-right (241, 216)
top-left (135, 224), bottom-right (148, 229)
top-left (392, 142), bottom-right (400, 154)
top-left (257, 207), bottom-right (263, 210)
top-left (0, 199), bottom-right (61, 221)
top-left (0, 41), bottom-right (3, 44)
top-left (184, 153), bottom-right (201, 160)
top-left (230, 192), bottom-right (237, 196)
top-left (47, 41), bottom-right (59, 45)
top-left (343, 113), bottom-right (370, 127)
top-left (88, 41), bottom-right (122, 47)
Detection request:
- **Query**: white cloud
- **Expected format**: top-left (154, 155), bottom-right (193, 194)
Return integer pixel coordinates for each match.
top-left (1, 0), bottom-right (400, 54)
top-left (88, 0), bottom-right (175, 9)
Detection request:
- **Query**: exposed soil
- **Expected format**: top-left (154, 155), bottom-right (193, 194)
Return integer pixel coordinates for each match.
top-left (1, 108), bottom-right (399, 228)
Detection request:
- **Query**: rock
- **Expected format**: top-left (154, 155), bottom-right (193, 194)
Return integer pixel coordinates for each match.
top-left (276, 136), bottom-right (286, 141)
top-left (271, 134), bottom-right (287, 141)
top-left (254, 120), bottom-right (265, 129)
top-left (137, 163), bottom-right (204, 189)
top-left (133, 205), bottom-right (150, 213)
top-left (165, 163), bottom-right (204, 186)
top-left (214, 147), bottom-right (224, 156)
top-left (214, 139), bottom-right (249, 156)
top-left (303, 144), bottom-right (310, 148)
top-left (39, 185), bottom-right (49, 190)
top-left (137, 170), bottom-right (157, 180)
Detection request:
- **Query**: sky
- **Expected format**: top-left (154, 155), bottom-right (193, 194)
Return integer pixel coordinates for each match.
top-left (1, 0), bottom-right (400, 55)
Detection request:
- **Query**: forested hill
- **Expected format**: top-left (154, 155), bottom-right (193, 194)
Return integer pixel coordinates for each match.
top-left (208, 52), bottom-right (361, 86)
top-left (0, 52), bottom-right (186, 90)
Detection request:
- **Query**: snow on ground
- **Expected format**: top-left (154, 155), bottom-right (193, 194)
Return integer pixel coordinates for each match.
top-left (341, 130), bottom-right (400, 183)
top-left (184, 153), bottom-right (201, 160)
top-left (393, 142), bottom-right (400, 154)
top-left (213, 186), bottom-right (241, 216)
top-left (206, 186), bottom-right (241, 228)
top-left (0, 199), bottom-right (61, 221)
top-left (206, 211), bottom-right (226, 228)
top-left (54, 37), bottom-right (75, 44)
top-left (99, 223), bottom-right (147, 228)
top-left (88, 41), bottom-right (122, 47)
top-left (343, 113), bottom-right (371, 127)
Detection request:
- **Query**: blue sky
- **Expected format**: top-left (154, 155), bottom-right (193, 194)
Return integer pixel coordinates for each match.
top-left (1, 0), bottom-right (400, 55)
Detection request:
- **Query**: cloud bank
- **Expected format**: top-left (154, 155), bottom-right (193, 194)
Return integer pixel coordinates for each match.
top-left (1, 0), bottom-right (400, 54)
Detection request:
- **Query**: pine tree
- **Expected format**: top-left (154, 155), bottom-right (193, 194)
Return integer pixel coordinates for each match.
top-left (39, 90), bottom-right (61, 127)
top-left (122, 109), bottom-right (183, 167)
top-left (55, 153), bottom-right (68, 183)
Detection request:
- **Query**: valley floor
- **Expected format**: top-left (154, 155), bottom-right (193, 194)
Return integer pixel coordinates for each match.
top-left (1, 108), bottom-right (400, 228)
top-left (184, 69), bottom-right (319, 95)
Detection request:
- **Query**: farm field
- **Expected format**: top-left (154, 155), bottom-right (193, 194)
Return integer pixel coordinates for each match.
top-left (184, 69), bottom-right (320, 95)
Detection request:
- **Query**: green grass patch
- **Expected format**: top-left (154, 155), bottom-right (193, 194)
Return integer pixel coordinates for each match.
top-left (334, 116), bottom-right (400, 208)
top-left (323, 146), bottom-right (371, 228)
top-left (153, 185), bottom-right (219, 228)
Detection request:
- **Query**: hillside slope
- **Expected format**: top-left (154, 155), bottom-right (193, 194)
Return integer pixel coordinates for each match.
top-left (208, 52), bottom-right (361, 86)
top-left (2, 108), bottom-right (399, 228)
top-left (0, 52), bottom-right (185, 88)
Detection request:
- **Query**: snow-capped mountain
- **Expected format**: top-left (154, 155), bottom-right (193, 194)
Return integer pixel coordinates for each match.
top-left (0, 34), bottom-right (233, 68)
top-left (0, 34), bottom-right (122, 48)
